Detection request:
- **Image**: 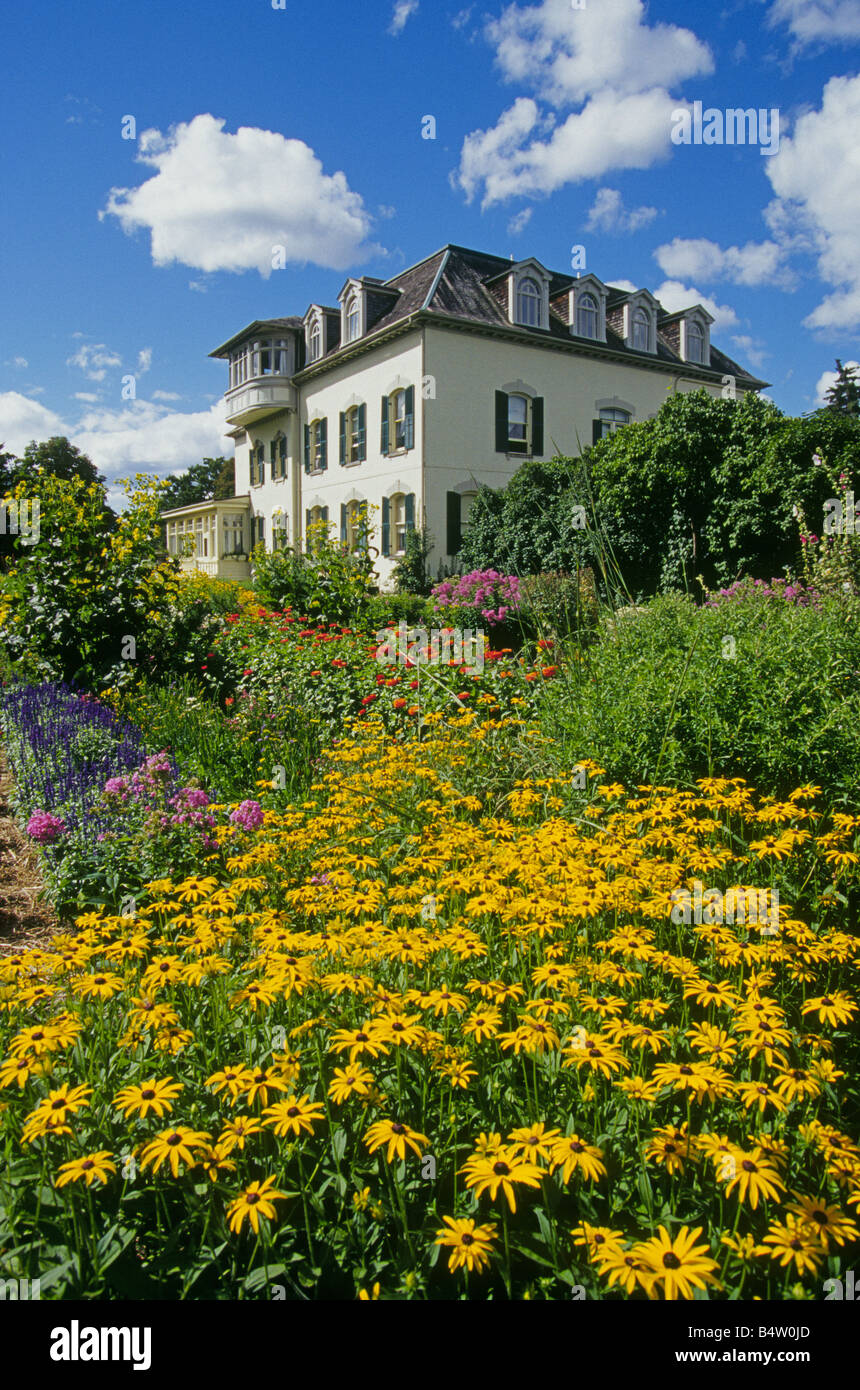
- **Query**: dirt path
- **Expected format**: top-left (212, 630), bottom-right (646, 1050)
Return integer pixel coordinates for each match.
top-left (0, 746), bottom-right (60, 951)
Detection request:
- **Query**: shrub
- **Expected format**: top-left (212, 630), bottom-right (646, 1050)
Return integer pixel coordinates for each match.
top-left (539, 585), bottom-right (860, 804)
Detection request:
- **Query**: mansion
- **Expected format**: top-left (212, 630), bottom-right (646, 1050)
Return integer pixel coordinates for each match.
top-left (161, 243), bottom-right (767, 584)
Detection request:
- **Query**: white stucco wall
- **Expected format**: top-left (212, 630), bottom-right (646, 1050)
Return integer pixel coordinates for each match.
top-left (422, 322), bottom-right (735, 573)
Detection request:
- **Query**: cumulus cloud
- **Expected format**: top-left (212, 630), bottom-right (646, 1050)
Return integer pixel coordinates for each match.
top-left (4, 357), bottom-right (28, 369)
top-left (767, 75), bottom-right (860, 330)
top-left (653, 280), bottom-right (740, 333)
top-left (136, 348), bottom-right (153, 374)
top-left (585, 187), bottom-right (658, 234)
top-left (814, 359), bottom-right (860, 405)
top-left (652, 75), bottom-right (860, 330)
top-left (388, 1), bottom-right (418, 35)
top-left (73, 400), bottom-right (231, 480)
top-left (457, 89), bottom-right (687, 205)
top-left (454, 0), bottom-right (712, 204)
top-left (654, 236), bottom-right (794, 288)
top-left (101, 114), bottom-right (378, 276)
top-left (768, 0), bottom-right (860, 47)
top-left (73, 392), bottom-right (101, 403)
top-left (0, 392), bottom-right (231, 484)
top-left (67, 342), bottom-right (122, 381)
top-left (0, 393), bottom-right (68, 453)
top-left (605, 278), bottom-right (639, 294)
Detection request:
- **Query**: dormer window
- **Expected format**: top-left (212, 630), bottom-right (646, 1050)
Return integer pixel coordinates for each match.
top-left (346, 296), bottom-right (361, 343)
top-left (517, 277), bottom-right (543, 328)
top-left (576, 293), bottom-right (599, 339)
top-left (632, 308), bottom-right (650, 352)
top-left (308, 321), bottom-right (321, 363)
top-left (686, 320), bottom-right (704, 363)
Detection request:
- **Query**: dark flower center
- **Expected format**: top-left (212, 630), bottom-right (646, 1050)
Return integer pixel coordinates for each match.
top-left (247, 1193), bottom-right (260, 1205)
top-left (141, 1089), bottom-right (156, 1100)
top-left (391, 1123), bottom-right (405, 1134)
top-left (679, 1065), bottom-right (693, 1075)
top-left (167, 1134), bottom-right (182, 1146)
top-left (287, 1106), bottom-right (299, 1118)
top-left (663, 1252), bottom-right (681, 1270)
top-left (461, 1232), bottom-right (474, 1246)
top-left (82, 1159), bottom-right (95, 1170)
top-left (741, 1160), bottom-right (757, 1172)
top-left (493, 1161), bottom-right (511, 1175)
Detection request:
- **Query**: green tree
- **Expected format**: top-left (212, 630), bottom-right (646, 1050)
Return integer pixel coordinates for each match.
top-left (822, 359), bottom-right (860, 417)
top-left (1, 473), bottom-right (179, 686)
top-left (12, 436), bottom-right (104, 487)
top-left (161, 456), bottom-right (235, 509)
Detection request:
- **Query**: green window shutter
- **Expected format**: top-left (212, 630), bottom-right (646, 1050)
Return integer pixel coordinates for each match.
top-left (339, 412), bottom-right (346, 465)
top-left (322, 506), bottom-right (328, 525)
top-left (405, 493), bottom-right (415, 531)
top-left (319, 418), bottom-right (327, 470)
top-left (305, 508), bottom-right (311, 553)
top-left (531, 397), bottom-right (544, 456)
top-left (446, 491), bottom-right (462, 554)
top-left (495, 391), bottom-right (509, 453)
top-left (340, 503), bottom-right (347, 545)
top-left (381, 495), bottom-right (390, 556)
top-left (404, 385), bottom-right (415, 450)
top-left (381, 396), bottom-right (389, 455)
top-left (304, 424), bottom-right (311, 473)
top-left (357, 402), bottom-right (366, 460)
top-left (592, 419), bottom-right (603, 445)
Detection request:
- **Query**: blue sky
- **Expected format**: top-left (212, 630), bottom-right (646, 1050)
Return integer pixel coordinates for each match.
top-left (2, 0), bottom-right (859, 496)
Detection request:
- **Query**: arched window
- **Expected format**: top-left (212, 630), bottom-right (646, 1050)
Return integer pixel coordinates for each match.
top-left (308, 321), bottom-right (321, 363)
top-left (517, 276), bottom-right (543, 328)
top-left (345, 500), bottom-right (366, 552)
top-left (272, 433), bottom-right (287, 479)
top-left (632, 308), bottom-right (650, 352)
top-left (686, 320), bottom-right (705, 364)
top-left (346, 296), bottom-right (361, 342)
top-left (576, 292), bottom-right (599, 339)
top-left (597, 407), bottom-right (631, 439)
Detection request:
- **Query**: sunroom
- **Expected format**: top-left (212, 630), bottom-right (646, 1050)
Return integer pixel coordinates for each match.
top-left (161, 497), bottom-right (253, 580)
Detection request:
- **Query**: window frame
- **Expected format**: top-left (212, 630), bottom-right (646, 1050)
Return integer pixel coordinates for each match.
top-left (516, 276), bottom-right (543, 329)
top-left (576, 292), bottom-right (599, 340)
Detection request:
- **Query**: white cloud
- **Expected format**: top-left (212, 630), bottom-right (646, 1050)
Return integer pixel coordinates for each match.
top-left (730, 335), bottom-right (770, 370)
top-left (585, 187), bottom-right (658, 234)
top-left (188, 280), bottom-right (208, 293)
top-left (457, 89), bottom-right (686, 206)
top-left (101, 114), bottom-right (378, 277)
top-left (452, 6), bottom-right (475, 30)
top-left (507, 206), bottom-right (533, 235)
top-left (768, 0), bottom-right (860, 47)
top-left (73, 392), bottom-right (101, 403)
top-left (0, 392), bottom-right (231, 483)
top-left (67, 342), bottom-right (122, 381)
top-left (72, 400), bottom-right (231, 481)
top-left (654, 235), bottom-right (794, 288)
top-left (388, 1), bottom-right (418, 35)
top-left (0, 393), bottom-right (68, 453)
top-left (766, 74), bottom-right (860, 331)
top-left (4, 356), bottom-right (28, 369)
top-left (152, 390), bottom-right (181, 402)
top-left (605, 278), bottom-right (639, 294)
top-left (137, 348), bottom-right (153, 374)
top-left (454, 0), bottom-right (712, 205)
top-left (487, 0), bottom-right (712, 105)
top-left (814, 359), bottom-right (860, 405)
top-left (653, 280), bottom-right (740, 332)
